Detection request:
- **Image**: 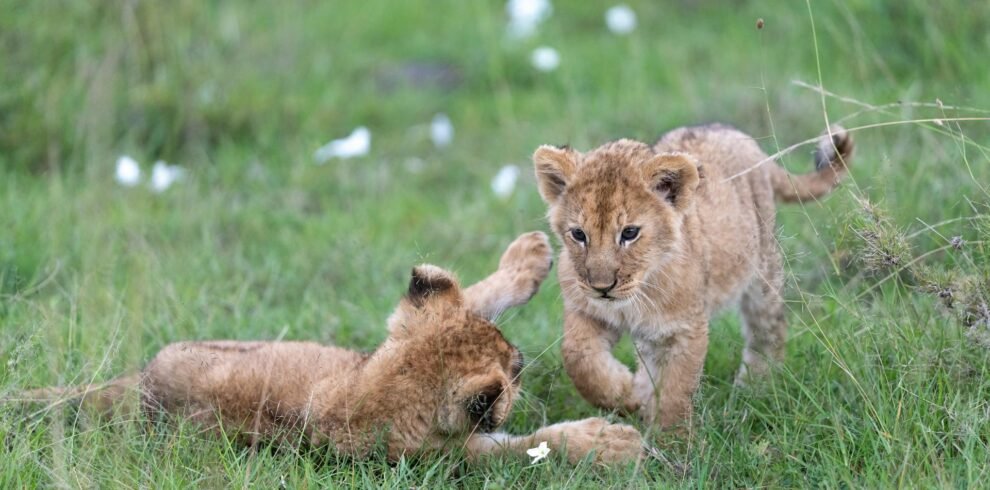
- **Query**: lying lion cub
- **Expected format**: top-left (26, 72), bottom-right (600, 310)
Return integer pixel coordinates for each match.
top-left (19, 232), bottom-right (643, 465)
top-left (533, 124), bottom-right (853, 428)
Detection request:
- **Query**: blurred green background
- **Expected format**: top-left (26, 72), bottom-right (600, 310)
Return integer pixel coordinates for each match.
top-left (2, 1), bottom-right (988, 487)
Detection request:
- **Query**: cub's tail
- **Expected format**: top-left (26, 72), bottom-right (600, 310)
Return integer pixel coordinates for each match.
top-left (3, 374), bottom-right (141, 418)
top-left (770, 125), bottom-right (854, 203)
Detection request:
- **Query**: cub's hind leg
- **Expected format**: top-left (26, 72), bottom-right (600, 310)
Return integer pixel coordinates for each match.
top-left (737, 248), bottom-right (788, 384)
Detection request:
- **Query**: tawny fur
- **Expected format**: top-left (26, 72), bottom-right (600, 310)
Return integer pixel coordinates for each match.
top-left (533, 124), bottom-right (853, 428)
top-left (15, 232), bottom-right (643, 465)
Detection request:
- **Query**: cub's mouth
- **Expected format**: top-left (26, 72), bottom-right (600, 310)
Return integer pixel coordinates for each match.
top-left (564, 275), bottom-right (637, 303)
top-left (592, 293), bottom-right (629, 303)
top-left (582, 282), bottom-right (634, 302)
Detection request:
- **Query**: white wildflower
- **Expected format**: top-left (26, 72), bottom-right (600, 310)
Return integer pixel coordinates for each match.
top-left (150, 160), bottom-right (185, 193)
top-left (115, 155), bottom-right (141, 187)
top-left (530, 46), bottom-right (560, 72)
top-left (314, 126), bottom-right (371, 163)
top-left (491, 165), bottom-right (520, 199)
top-left (605, 5), bottom-right (637, 35)
top-left (526, 441), bottom-right (550, 464)
top-left (430, 113), bottom-right (454, 148)
top-left (506, 0), bottom-right (552, 39)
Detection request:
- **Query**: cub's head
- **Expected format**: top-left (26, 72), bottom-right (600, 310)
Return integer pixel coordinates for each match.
top-left (386, 265), bottom-right (524, 435)
top-left (533, 140), bottom-right (700, 303)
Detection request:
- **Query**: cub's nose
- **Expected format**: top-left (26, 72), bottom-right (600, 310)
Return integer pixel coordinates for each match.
top-left (591, 279), bottom-right (617, 295)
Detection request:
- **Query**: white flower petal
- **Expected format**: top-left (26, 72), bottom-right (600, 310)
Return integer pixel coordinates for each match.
top-left (530, 46), bottom-right (560, 72)
top-left (507, 0), bottom-right (552, 24)
top-left (314, 126), bottom-right (372, 163)
top-left (150, 160), bottom-right (185, 193)
top-left (506, 0), bottom-right (552, 39)
top-left (605, 5), bottom-right (637, 34)
top-left (115, 155), bottom-right (141, 187)
top-left (491, 165), bottom-right (520, 199)
top-left (527, 441), bottom-right (551, 464)
top-left (430, 113), bottom-right (454, 148)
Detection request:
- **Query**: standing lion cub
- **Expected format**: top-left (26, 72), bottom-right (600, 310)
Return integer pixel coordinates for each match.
top-left (533, 124), bottom-right (853, 428)
top-left (18, 232), bottom-right (643, 465)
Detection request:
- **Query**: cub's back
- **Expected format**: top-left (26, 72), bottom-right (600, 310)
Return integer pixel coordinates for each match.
top-left (655, 123), bottom-right (777, 221)
top-left (142, 340), bottom-right (364, 432)
top-left (656, 124), bottom-right (772, 186)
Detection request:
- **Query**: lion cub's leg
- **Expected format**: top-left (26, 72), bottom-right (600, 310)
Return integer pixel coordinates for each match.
top-left (561, 311), bottom-right (638, 413)
top-left (463, 231), bottom-right (553, 321)
top-left (465, 417), bottom-right (642, 465)
top-left (632, 326), bottom-right (709, 429)
top-left (737, 250), bottom-right (788, 384)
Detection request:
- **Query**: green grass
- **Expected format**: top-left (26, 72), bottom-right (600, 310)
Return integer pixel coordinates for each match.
top-left (2, 0), bottom-right (989, 487)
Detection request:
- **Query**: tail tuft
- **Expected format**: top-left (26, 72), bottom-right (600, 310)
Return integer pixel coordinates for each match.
top-left (814, 125), bottom-right (854, 171)
top-left (772, 125), bottom-right (854, 203)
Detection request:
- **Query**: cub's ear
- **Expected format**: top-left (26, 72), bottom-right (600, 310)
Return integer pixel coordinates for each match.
top-left (407, 265), bottom-right (461, 307)
top-left (533, 145), bottom-right (579, 203)
top-left (641, 152), bottom-right (701, 211)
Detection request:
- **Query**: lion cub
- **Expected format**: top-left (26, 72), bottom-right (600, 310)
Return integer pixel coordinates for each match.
top-left (533, 124), bottom-right (853, 428)
top-left (19, 232), bottom-right (643, 465)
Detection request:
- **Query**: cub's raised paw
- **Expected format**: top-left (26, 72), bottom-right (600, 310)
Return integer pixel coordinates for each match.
top-left (461, 231), bottom-right (553, 320)
top-left (497, 231), bottom-right (553, 299)
top-left (557, 417), bottom-right (643, 465)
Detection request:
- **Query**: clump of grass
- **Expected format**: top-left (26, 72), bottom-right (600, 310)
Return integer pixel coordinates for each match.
top-left (849, 198), bottom-right (990, 350)
top-left (850, 195), bottom-right (913, 275)
top-left (919, 264), bottom-right (990, 348)
top-left (845, 180), bottom-right (989, 351)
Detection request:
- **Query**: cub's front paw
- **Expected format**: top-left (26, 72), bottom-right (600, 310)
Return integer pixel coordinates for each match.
top-left (498, 231), bottom-right (553, 299)
top-left (573, 365), bottom-right (639, 415)
top-left (557, 417), bottom-right (643, 465)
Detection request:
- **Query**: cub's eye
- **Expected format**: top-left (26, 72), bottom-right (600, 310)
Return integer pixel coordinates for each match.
top-left (620, 226), bottom-right (640, 242)
top-left (570, 228), bottom-right (587, 244)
